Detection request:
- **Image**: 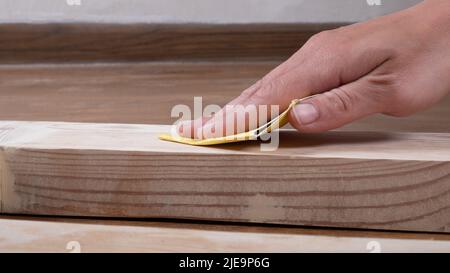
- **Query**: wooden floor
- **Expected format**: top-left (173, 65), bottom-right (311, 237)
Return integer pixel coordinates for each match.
top-left (1, 62), bottom-right (449, 133)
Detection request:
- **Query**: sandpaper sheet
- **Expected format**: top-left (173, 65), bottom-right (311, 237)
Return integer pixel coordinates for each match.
top-left (159, 97), bottom-right (313, 146)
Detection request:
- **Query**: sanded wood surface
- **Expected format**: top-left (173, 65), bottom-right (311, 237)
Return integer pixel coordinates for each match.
top-left (0, 62), bottom-right (449, 133)
top-left (1, 121), bottom-right (450, 233)
top-left (1, 215), bottom-right (450, 253)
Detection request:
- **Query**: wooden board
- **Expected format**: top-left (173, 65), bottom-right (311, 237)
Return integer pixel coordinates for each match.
top-left (1, 62), bottom-right (449, 133)
top-left (1, 121), bottom-right (450, 233)
top-left (2, 215), bottom-right (450, 253)
top-left (0, 23), bottom-right (342, 64)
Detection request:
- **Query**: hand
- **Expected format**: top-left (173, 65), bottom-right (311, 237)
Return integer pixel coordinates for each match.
top-left (179, 0), bottom-right (450, 139)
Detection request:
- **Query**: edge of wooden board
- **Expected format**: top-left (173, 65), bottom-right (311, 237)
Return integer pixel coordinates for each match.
top-left (0, 148), bottom-right (17, 214)
top-left (0, 148), bottom-right (3, 213)
top-left (0, 135), bottom-right (18, 214)
top-left (1, 121), bottom-right (450, 161)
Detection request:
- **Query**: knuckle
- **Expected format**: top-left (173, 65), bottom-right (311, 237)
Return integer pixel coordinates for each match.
top-left (240, 79), bottom-right (263, 97)
top-left (326, 87), bottom-right (355, 113)
top-left (372, 90), bottom-right (415, 117)
top-left (366, 69), bottom-right (399, 90)
top-left (308, 30), bottom-right (336, 45)
top-left (240, 74), bottom-right (289, 103)
top-left (304, 29), bottom-right (349, 66)
top-left (307, 29), bottom-right (349, 50)
top-left (365, 72), bottom-right (409, 116)
top-left (256, 76), bottom-right (286, 99)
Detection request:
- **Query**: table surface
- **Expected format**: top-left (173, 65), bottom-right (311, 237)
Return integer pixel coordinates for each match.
top-left (1, 61), bottom-right (449, 252)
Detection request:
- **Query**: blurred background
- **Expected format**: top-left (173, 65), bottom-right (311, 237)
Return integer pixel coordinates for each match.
top-left (1, 0), bottom-right (421, 23)
top-left (2, 0), bottom-right (448, 133)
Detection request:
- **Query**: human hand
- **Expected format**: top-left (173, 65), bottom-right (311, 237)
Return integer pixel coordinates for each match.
top-left (179, 0), bottom-right (450, 139)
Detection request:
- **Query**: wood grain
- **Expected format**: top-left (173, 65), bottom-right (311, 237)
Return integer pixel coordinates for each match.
top-left (1, 121), bottom-right (450, 233)
top-left (0, 23), bottom-right (342, 63)
top-left (1, 215), bottom-right (450, 253)
top-left (0, 62), bottom-right (449, 132)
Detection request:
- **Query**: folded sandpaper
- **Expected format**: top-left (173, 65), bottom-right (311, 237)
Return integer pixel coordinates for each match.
top-left (159, 97), bottom-right (312, 146)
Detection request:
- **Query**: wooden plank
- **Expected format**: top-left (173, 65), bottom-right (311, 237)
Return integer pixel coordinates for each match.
top-left (1, 215), bottom-right (450, 253)
top-left (1, 121), bottom-right (450, 233)
top-left (1, 62), bottom-right (449, 133)
top-left (0, 23), bottom-right (343, 64)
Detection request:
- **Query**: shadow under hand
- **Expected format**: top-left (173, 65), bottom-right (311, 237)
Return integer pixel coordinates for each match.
top-left (276, 130), bottom-right (396, 149)
top-left (205, 130), bottom-right (397, 153)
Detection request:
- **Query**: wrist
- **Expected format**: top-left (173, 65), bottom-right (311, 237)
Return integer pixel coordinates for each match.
top-left (423, 0), bottom-right (450, 23)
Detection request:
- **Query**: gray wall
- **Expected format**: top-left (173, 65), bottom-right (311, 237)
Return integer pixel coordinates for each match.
top-left (0, 0), bottom-right (422, 23)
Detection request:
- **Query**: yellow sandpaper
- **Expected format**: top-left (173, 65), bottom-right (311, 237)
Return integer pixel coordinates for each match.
top-left (159, 96), bottom-right (312, 146)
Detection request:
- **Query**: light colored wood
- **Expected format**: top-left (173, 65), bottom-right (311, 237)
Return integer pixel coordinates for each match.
top-left (0, 62), bottom-right (449, 133)
top-left (1, 216), bottom-right (450, 253)
top-left (1, 121), bottom-right (450, 233)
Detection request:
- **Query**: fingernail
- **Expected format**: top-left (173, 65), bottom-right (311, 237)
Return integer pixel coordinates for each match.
top-left (293, 103), bottom-right (319, 125)
top-left (201, 123), bottom-right (216, 139)
top-left (178, 120), bottom-right (192, 136)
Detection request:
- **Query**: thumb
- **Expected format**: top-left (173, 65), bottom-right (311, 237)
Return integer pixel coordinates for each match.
top-left (288, 78), bottom-right (385, 133)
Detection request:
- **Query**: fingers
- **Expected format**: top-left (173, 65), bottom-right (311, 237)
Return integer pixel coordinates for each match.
top-left (177, 117), bottom-right (210, 139)
top-left (288, 78), bottom-right (385, 133)
top-left (178, 27), bottom-right (393, 139)
top-left (179, 70), bottom-right (310, 139)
